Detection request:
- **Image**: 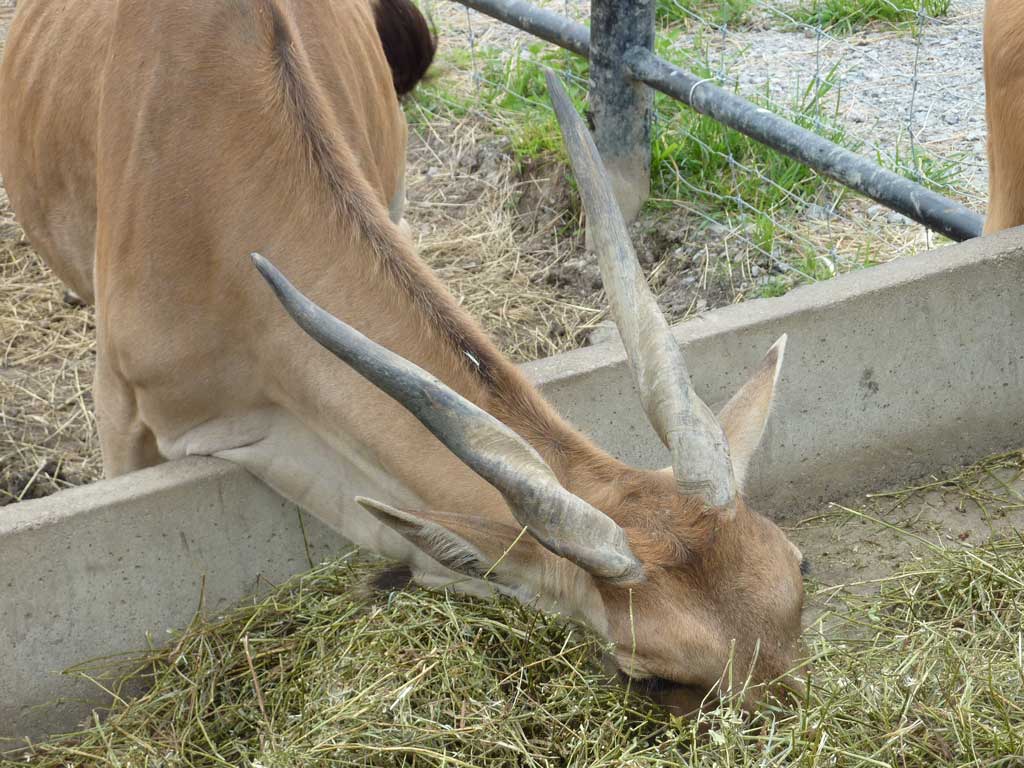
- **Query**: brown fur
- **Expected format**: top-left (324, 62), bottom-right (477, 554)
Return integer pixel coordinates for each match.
top-left (265, 0), bottom-right (501, 388)
top-left (0, 0), bottom-right (805, 715)
top-left (372, 563), bottom-right (415, 592)
top-left (262, 0), bottom-right (601, 479)
top-left (984, 0), bottom-right (1024, 234)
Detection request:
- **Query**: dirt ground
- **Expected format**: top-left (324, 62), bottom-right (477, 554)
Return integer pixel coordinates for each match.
top-left (1, 2), bottom-right (1019, 604)
top-left (780, 451), bottom-right (1024, 622)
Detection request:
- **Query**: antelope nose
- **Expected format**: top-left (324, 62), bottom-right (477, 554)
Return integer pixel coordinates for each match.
top-left (773, 673), bottom-right (807, 708)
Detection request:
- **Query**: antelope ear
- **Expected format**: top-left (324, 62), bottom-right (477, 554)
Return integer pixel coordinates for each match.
top-left (356, 497), bottom-right (544, 586)
top-left (716, 335), bottom-right (787, 491)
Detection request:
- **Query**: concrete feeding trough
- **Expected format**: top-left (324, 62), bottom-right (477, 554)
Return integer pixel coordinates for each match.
top-left (3, 226), bottom-right (1023, 745)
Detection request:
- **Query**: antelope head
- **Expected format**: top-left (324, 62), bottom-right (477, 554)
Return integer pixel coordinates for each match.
top-left (251, 71), bottom-right (806, 715)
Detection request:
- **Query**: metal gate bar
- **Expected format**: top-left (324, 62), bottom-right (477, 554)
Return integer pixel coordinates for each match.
top-left (454, 0), bottom-right (984, 242)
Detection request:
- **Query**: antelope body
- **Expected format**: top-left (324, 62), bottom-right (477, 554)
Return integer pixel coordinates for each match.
top-left (984, 0), bottom-right (1024, 233)
top-left (1, 0), bottom-right (805, 713)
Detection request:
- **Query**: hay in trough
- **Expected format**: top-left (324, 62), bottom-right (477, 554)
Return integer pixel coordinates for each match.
top-left (7, 513), bottom-right (1023, 766)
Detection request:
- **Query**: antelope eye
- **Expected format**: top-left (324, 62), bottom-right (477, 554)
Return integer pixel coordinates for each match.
top-left (618, 671), bottom-right (689, 694)
top-left (636, 675), bottom-right (680, 694)
top-left (617, 671), bottom-right (717, 716)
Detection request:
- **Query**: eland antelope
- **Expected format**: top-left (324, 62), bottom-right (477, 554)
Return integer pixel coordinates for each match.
top-left (0, 0), bottom-right (806, 714)
top-left (984, 0), bottom-right (1024, 233)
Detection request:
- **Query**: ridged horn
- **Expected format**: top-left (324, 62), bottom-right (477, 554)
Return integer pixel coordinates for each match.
top-left (544, 69), bottom-right (735, 508)
top-left (251, 253), bottom-right (643, 583)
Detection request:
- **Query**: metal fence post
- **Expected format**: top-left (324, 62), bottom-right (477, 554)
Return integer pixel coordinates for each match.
top-left (589, 0), bottom-right (655, 223)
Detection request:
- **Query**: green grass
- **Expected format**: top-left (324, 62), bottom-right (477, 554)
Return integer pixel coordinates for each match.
top-left (649, 38), bottom-right (851, 215)
top-left (477, 45), bottom-right (591, 162)
top-left (406, 36), bottom-right (868, 302)
top-left (404, 48), bottom-right (477, 124)
top-left (880, 140), bottom-right (968, 198)
top-left (411, 37), bottom-right (851, 219)
top-left (656, 0), bottom-right (954, 32)
top-left (406, 42), bottom-right (590, 167)
top-left (657, 0), bottom-right (756, 27)
top-left (752, 243), bottom-right (846, 297)
top-left (790, 0), bottom-right (952, 33)
top-left (6, 500), bottom-right (1023, 766)
top-left (755, 274), bottom-right (791, 297)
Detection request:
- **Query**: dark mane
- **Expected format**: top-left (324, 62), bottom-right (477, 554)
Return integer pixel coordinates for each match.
top-left (373, 0), bottom-right (437, 96)
top-left (263, 0), bottom-right (500, 387)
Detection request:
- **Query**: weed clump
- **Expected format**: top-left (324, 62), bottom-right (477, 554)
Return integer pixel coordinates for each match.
top-left (791, 0), bottom-right (952, 33)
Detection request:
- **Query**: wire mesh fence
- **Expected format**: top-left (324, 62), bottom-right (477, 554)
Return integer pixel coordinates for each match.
top-left (409, 0), bottom-right (986, 303)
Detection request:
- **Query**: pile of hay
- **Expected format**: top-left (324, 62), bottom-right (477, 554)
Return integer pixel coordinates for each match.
top-left (7, 531), bottom-right (1023, 767)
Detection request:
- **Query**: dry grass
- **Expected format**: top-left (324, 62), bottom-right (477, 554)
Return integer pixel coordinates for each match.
top-left (0, 190), bottom-right (100, 504)
top-left (406, 118), bottom-right (606, 361)
top-left (786, 450), bottom-right (1024, 604)
top-left (5, 452), bottom-right (1022, 766)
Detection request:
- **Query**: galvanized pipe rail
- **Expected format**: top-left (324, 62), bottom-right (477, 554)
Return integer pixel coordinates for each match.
top-left (454, 0), bottom-right (983, 242)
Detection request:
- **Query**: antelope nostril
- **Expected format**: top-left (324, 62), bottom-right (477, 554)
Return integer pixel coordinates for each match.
top-left (799, 556), bottom-right (811, 576)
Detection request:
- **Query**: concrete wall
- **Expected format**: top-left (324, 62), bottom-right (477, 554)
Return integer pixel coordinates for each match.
top-left (527, 226), bottom-right (1024, 512)
top-left (3, 226), bottom-right (1023, 745)
top-left (0, 459), bottom-right (352, 747)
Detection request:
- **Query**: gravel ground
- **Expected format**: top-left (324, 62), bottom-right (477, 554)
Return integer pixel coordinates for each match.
top-left (706, 0), bottom-right (988, 203)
